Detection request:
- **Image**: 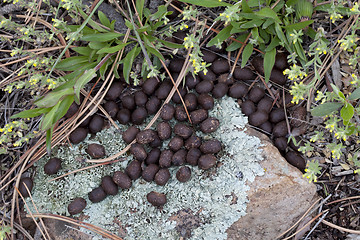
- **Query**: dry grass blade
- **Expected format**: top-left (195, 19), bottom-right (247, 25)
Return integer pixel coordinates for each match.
top-left (26, 213), bottom-right (123, 240)
top-left (326, 195), bottom-right (360, 205)
top-left (321, 220), bottom-right (360, 234)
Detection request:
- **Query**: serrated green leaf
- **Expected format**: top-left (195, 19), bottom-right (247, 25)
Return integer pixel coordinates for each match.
top-left (81, 32), bottom-right (123, 42)
top-left (34, 88), bottom-right (73, 108)
top-left (341, 103), bottom-right (354, 122)
top-left (241, 44), bottom-right (253, 68)
top-left (207, 25), bottom-right (233, 47)
top-left (11, 107), bottom-right (51, 119)
top-left (284, 20), bottom-right (314, 31)
top-left (98, 11), bottom-right (111, 28)
top-left (311, 102), bottom-right (343, 116)
top-left (349, 88), bottom-right (360, 100)
top-left (73, 68), bottom-right (97, 100)
top-left (255, 7), bottom-right (281, 23)
top-left (123, 45), bottom-right (141, 84)
top-left (264, 48), bottom-right (276, 82)
top-left (56, 56), bottom-right (89, 71)
top-left (96, 42), bottom-right (129, 54)
top-left (178, 0), bottom-right (231, 7)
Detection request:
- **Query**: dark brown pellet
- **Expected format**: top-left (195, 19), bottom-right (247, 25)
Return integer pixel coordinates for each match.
top-left (172, 86), bottom-right (187, 104)
top-left (175, 106), bottom-right (188, 122)
top-left (285, 151), bottom-right (306, 171)
top-left (117, 109), bottom-right (131, 125)
top-left (146, 96), bottom-right (162, 115)
top-left (122, 126), bottom-right (140, 144)
top-left (195, 80), bottom-right (214, 94)
top-left (248, 87), bottom-right (265, 103)
top-left (113, 171), bottom-right (132, 189)
top-left (274, 137), bottom-right (288, 152)
top-left (186, 148), bottom-right (201, 166)
top-left (174, 123), bottom-right (193, 139)
top-left (131, 107), bottom-right (148, 125)
top-left (19, 177), bottom-right (33, 198)
top-left (251, 56), bottom-right (264, 75)
top-left (69, 128), bottom-right (88, 144)
top-left (172, 149), bottom-right (187, 166)
top-left (44, 157), bottom-right (62, 175)
top-left (86, 143), bottom-right (106, 159)
top-left (142, 77), bottom-right (159, 95)
top-left (104, 101), bottom-right (119, 118)
top-left (136, 129), bottom-right (156, 144)
top-left (273, 121), bottom-right (288, 137)
top-left (89, 115), bottom-right (104, 134)
top-left (121, 95), bottom-right (136, 110)
top-left (259, 121), bottom-right (273, 133)
top-left (68, 197), bottom-right (87, 215)
top-left (198, 93), bottom-right (214, 110)
top-left (240, 100), bottom-right (256, 116)
top-left (146, 148), bottom-right (161, 165)
top-left (126, 160), bottom-right (142, 180)
top-left (130, 143), bottom-right (147, 161)
top-left (228, 83), bottom-right (248, 98)
top-left (190, 109), bottom-right (208, 124)
top-left (185, 75), bottom-right (200, 89)
top-left (155, 81), bottom-right (172, 100)
top-left (202, 49), bottom-right (217, 63)
top-left (106, 82), bottom-right (123, 101)
top-left (248, 111), bottom-right (269, 127)
top-left (233, 67), bottom-right (256, 81)
top-left (198, 69), bottom-right (216, 82)
top-left (200, 139), bottom-right (221, 154)
top-left (168, 137), bottom-right (184, 152)
top-left (257, 97), bottom-right (273, 113)
top-left (198, 154), bottom-right (217, 170)
top-left (169, 58), bottom-right (185, 73)
top-left (134, 91), bottom-right (148, 106)
top-left (176, 166), bottom-right (191, 182)
top-left (211, 58), bottom-right (230, 74)
top-left (161, 103), bottom-right (175, 121)
top-left (269, 108), bottom-right (286, 123)
top-left (184, 135), bottom-right (202, 149)
top-left (157, 121), bottom-right (172, 140)
top-left (147, 191), bottom-right (167, 207)
top-left (101, 176), bottom-right (118, 195)
top-left (200, 117), bottom-right (220, 133)
top-left (270, 68), bottom-right (287, 85)
top-left (149, 134), bottom-right (162, 148)
top-left (184, 93), bottom-right (198, 112)
top-left (88, 187), bottom-right (106, 203)
top-left (142, 164), bottom-right (160, 182)
top-left (159, 150), bottom-right (173, 168)
top-left (154, 168), bottom-right (171, 186)
top-left (212, 83), bottom-right (228, 99)
top-left (65, 102), bottom-right (78, 118)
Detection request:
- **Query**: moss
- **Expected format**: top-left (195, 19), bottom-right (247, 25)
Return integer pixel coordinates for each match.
top-left (27, 96), bottom-right (264, 239)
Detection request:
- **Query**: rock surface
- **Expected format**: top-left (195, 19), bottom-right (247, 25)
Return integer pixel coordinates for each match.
top-left (227, 128), bottom-right (317, 240)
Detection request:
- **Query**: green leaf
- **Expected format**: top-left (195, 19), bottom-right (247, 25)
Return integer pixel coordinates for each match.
top-left (56, 56), bottom-right (89, 71)
top-left (262, 18), bottom-right (274, 29)
top-left (46, 128), bottom-right (53, 155)
top-left (73, 68), bottom-right (97, 100)
top-left (241, 0), bottom-right (253, 13)
top-left (264, 48), bottom-right (276, 82)
top-left (98, 11), bottom-right (111, 28)
top-left (255, 7), bottom-right (281, 23)
top-left (89, 41), bottom-right (110, 50)
top-left (240, 19), bottom-right (264, 29)
top-left (123, 45), bottom-right (141, 84)
top-left (72, 46), bottom-right (93, 56)
top-left (341, 103), bottom-right (354, 122)
top-left (349, 88), bottom-right (360, 100)
top-left (81, 32), bottom-right (123, 42)
top-left (311, 102), bottom-right (343, 116)
top-left (11, 108), bottom-right (51, 119)
top-left (275, 23), bottom-right (289, 49)
top-left (96, 42), bottom-right (129, 54)
top-left (34, 88), bottom-right (73, 108)
top-left (265, 36), bottom-right (280, 52)
top-left (145, 45), bottom-right (165, 61)
top-left (241, 44), bottom-right (253, 68)
top-left (207, 25), bottom-right (233, 47)
top-left (226, 34), bottom-right (247, 51)
top-left (150, 5), bottom-right (168, 21)
top-left (136, 0), bottom-right (145, 20)
top-left (178, 0), bottom-right (231, 7)
top-left (284, 20), bottom-right (314, 31)
top-left (78, 8), bottom-right (107, 32)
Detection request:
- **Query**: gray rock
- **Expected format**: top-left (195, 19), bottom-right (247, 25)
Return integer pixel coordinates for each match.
top-left (227, 128), bottom-right (317, 240)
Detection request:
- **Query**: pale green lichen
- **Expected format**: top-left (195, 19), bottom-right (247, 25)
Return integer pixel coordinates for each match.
top-left (26, 96), bottom-right (264, 239)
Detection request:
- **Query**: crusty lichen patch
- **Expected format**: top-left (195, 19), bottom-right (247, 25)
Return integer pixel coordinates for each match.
top-left (27, 96), bottom-right (264, 240)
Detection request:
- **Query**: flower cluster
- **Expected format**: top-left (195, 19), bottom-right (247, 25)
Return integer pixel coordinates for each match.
top-left (283, 64), bottom-right (307, 81)
top-left (303, 160), bottom-right (322, 183)
top-left (217, 5), bottom-right (241, 25)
